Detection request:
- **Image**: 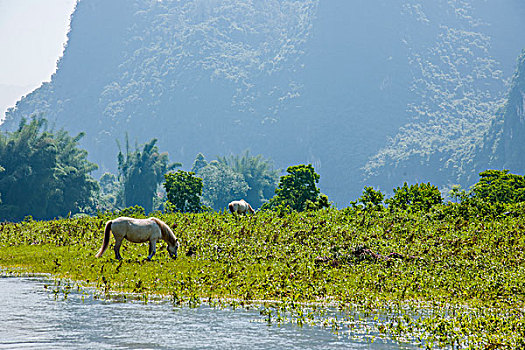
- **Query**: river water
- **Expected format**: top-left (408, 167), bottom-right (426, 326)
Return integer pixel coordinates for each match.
top-left (0, 276), bottom-right (412, 349)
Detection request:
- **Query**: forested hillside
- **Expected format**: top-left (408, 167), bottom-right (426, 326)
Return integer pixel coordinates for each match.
top-left (364, 2), bottom-right (525, 192)
top-left (474, 51), bottom-right (525, 174)
top-left (3, 0), bottom-right (525, 205)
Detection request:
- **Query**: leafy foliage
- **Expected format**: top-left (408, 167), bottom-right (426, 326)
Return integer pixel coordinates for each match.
top-left (116, 205), bottom-right (146, 218)
top-left (472, 170), bottom-right (525, 204)
top-left (197, 161), bottom-right (249, 212)
top-left (386, 182), bottom-right (442, 212)
top-left (95, 172), bottom-right (121, 212)
top-left (190, 153), bottom-right (208, 173)
top-left (163, 170), bottom-right (203, 213)
top-left (217, 150), bottom-right (279, 209)
top-left (1, 204), bottom-right (525, 348)
top-left (117, 136), bottom-right (180, 213)
top-left (357, 186), bottom-right (385, 211)
top-left (434, 170), bottom-right (525, 220)
top-left (0, 117), bottom-right (99, 221)
top-left (427, 170), bottom-right (525, 220)
top-left (263, 164), bottom-right (329, 211)
top-left (305, 193), bottom-right (331, 211)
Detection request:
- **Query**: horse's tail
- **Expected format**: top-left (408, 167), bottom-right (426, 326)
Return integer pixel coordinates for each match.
top-left (150, 217), bottom-right (177, 246)
top-left (95, 221), bottom-right (112, 258)
top-left (228, 203), bottom-right (235, 213)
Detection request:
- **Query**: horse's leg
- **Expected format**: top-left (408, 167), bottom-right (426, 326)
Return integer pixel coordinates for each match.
top-left (114, 237), bottom-right (123, 260)
top-left (147, 240), bottom-right (157, 260)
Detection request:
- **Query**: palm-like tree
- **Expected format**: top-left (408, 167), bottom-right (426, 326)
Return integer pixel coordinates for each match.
top-left (52, 130), bottom-right (99, 214)
top-left (0, 117), bottom-right (99, 220)
top-left (0, 118), bottom-right (55, 218)
top-left (118, 136), bottom-right (180, 213)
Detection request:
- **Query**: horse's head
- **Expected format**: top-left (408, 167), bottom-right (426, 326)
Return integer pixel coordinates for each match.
top-left (167, 239), bottom-right (180, 259)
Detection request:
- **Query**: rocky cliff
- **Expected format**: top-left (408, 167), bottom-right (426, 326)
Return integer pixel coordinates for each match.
top-left (3, 0), bottom-right (525, 204)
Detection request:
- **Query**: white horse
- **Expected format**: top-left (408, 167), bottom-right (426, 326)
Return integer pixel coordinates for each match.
top-left (228, 199), bottom-right (255, 215)
top-left (95, 217), bottom-right (180, 260)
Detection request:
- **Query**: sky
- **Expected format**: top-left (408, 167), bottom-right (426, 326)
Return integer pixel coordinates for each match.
top-left (0, 0), bottom-right (77, 121)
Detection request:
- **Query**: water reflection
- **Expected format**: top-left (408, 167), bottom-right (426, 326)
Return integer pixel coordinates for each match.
top-left (0, 276), bottom-right (410, 349)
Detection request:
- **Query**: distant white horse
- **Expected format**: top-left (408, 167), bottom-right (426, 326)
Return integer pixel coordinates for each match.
top-left (95, 217), bottom-right (179, 260)
top-left (228, 199), bottom-right (255, 215)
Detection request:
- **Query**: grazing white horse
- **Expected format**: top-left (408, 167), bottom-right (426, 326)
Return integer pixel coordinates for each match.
top-left (228, 199), bottom-right (255, 215)
top-left (95, 217), bottom-right (179, 260)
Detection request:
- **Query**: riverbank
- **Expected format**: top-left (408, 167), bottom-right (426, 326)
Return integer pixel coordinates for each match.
top-left (0, 209), bottom-right (523, 348)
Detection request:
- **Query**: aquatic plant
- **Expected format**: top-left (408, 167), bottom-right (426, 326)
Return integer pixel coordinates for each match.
top-left (0, 207), bottom-right (523, 348)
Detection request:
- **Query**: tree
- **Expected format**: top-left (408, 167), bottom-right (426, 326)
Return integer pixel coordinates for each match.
top-left (0, 118), bottom-right (56, 219)
top-left (471, 169), bottom-right (525, 204)
top-left (191, 153), bottom-right (208, 173)
top-left (358, 186), bottom-right (385, 211)
top-left (448, 184), bottom-right (468, 203)
top-left (217, 150), bottom-right (279, 209)
top-left (197, 161), bottom-right (249, 211)
top-left (0, 165), bottom-right (3, 204)
top-left (263, 164), bottom-right (329, 211)
top-left (386, 182), bottom-right (442, 212)
top-left (96, 172), bottom-right (122, 212)
top-left (118, 136), bottom-right (180, 213)
top-left (163, 170), bottom-right (203, 213)
top-left (0, 117), bottom-right (99, 220)
top-left (52, 129), bottom-right (100, 214)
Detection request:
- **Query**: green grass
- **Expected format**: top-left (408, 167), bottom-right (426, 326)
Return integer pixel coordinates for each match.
top-left (1, 209), bottom-right (524, 348)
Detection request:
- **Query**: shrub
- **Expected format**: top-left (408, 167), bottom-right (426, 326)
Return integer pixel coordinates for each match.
top-left (386, 182), bottom-right (442, 212)
top-left (358, 186), bottom-right (385, 211)
top-left (163, 170), bottom-right (203, 213)
top-left (472, 169), bottom-right (525, 204)
top-left (262, 164), bottom-right (330, 211)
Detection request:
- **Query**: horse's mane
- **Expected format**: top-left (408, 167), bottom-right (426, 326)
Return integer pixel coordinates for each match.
top-left (150, 217), bottom-right (178, 245)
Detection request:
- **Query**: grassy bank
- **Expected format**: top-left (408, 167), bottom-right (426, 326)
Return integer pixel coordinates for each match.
top-left (0, 209), bottom-right (524, 348)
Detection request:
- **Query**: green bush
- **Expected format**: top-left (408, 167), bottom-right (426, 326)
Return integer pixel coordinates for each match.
top-left (386, 182), bottom-right (442, 212)
top-left (262, 164), bottom-right (330, 211)
top-left (358, 186), bottom-right (385, 211)
top-left (437, 170), bottom-right (525, 220)
top-left (472, 169), bottom-right (525, 204)
top-left (116, 205), bottom-right (146, 218)
top-left (163, 170), bottom-right (203, 213)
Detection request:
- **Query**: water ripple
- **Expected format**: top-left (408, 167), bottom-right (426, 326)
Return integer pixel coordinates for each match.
top-left (0, 276), bottom-right (407, 349)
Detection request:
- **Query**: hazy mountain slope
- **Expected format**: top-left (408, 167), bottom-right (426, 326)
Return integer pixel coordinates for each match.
top-left (0, 84), bottom-right (33, 118)
top-left (3, 0), bottom-right (525, 205)
top-left (475, 51), bottom-right (525, 175)
top-left (295, 0), bottom-right (413, 199)
top-left (364, 0), bottom-right (525, 192)
top-left (3, 0), bottom-right (319, 172)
